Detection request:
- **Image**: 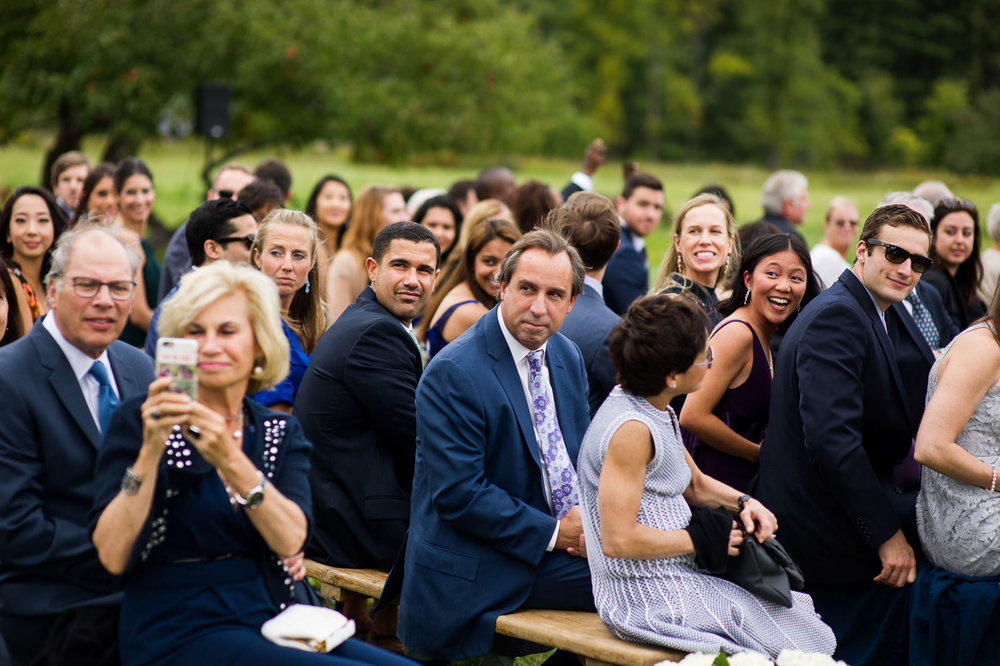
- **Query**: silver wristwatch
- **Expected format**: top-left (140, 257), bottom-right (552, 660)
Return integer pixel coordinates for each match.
top-left (121, 467), bottom-right (143, 495)
top-left (234, 470), bottom-right (266, 510)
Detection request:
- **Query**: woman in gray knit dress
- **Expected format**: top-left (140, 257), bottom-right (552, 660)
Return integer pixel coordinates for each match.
top-left (577, 295), bottom-right (836, 658)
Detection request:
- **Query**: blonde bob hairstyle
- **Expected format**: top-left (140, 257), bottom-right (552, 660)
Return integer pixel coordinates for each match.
top-left (651, 193), bottom-right (739, 294)
top-left (157, 261), bottom-right (289, 395)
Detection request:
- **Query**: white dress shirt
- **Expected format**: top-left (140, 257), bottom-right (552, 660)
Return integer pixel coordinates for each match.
top-left (43, 314), bottom-right (120, 432)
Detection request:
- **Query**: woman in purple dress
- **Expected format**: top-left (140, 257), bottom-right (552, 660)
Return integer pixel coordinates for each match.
top-left (680, 234), bottom-right (820, 491)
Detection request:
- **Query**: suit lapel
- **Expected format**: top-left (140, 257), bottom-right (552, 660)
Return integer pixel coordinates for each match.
top-left (108, 342), bottom-right (145, 400)
top-left (483, 311), bottom-right (544, 470)
top-left (889, 302), bottom-right (935, 366)
top-left (841, 273), bottom-right (913, 427)
top-left (33, 328), bottom-right (102, 449)
top-left (545, 340), bottom-right (580, 461)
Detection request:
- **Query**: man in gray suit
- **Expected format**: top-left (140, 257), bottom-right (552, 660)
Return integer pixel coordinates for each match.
top-left (555, 191), bottom-right (622, 416)
top-left (0, 223), bottom-right (155, 666)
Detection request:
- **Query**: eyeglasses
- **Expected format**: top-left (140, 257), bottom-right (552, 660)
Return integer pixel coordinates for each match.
top-left (833, 219), bottom-right (859, 228)
top-left (216, 189), bottom-right (235, 199)
top-left (214, 234), bottom-right (255, 250)
top-left (691, 346), bottom-right (714, 369)
top-left (938, 198), bottom-right (977, 214)
top-left (69, 277), bottom-right (137, 300)
top-left (864, 239), bottom-right (933, 273)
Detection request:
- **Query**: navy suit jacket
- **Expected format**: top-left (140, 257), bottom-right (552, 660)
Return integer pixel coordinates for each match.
top-left (396, 308), bottom-right (590, 660)
top-left (887, 280), bottom-right (958, 424)
top-left (603, 227), bottom-right (648, 315)
top-left (755, 269), bottom-right (918, 585)
top-left (296, 287), bottom-right (423, 569)
top-left (0, 321), bottom-right (154, 615)
top-left (558, 282), bottom-right (620, 416)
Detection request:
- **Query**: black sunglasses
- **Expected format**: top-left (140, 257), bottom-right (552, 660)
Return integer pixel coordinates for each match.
top-left (864, 239), bottom-right (932, 273)
top-left (216, 189), bottom-right (235, 199)
top-left (214, 234), bottom-right (255, 250)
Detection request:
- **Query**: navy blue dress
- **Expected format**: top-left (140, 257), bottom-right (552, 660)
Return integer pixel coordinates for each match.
top-left (91, 396), bottom-right (413, 666)
top-left (426, 299), bottom-right (478, 358)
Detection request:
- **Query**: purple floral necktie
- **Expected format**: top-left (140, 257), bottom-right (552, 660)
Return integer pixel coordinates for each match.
top-left (527, 349), bottom-right (579, 519)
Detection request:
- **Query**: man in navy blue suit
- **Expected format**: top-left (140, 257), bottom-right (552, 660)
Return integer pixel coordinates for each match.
top-left (756, 204), bottom-right (932, 666)
top-left (397, 229), bottom-right (592, 662)
top-left (297, 222), bottom-right (439, 647)
top-left (603, 172), bottom-right (664, 315)
top-left (0, 224), bottom-right (155, 666)
top-left (555, 191), bottom-right (622, 416)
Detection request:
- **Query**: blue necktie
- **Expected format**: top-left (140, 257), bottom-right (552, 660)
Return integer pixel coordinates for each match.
top-left (89, 361), bottom-right (120, 433)
top-left (905, 289), bottom-right (939, 350)
top-left (527, 349), bottom-right (579, 519)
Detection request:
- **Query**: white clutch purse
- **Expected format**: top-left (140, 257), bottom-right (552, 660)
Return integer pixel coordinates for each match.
top-left (261, 604), bottom-right (356, 652)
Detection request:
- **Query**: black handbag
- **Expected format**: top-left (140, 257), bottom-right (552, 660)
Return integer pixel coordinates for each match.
top-left (725, 522), bottom-right (805, 608)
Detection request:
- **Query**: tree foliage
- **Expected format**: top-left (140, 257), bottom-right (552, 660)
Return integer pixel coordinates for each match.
top-left (1, 0), bottom-right (999, 174)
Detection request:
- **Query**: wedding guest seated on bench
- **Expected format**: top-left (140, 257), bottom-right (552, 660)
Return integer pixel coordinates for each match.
top-left (577, 294), bottom-right (836, 658)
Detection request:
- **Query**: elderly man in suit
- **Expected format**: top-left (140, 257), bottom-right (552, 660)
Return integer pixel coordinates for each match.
top-left (555, 191), bottom-right (622, 416)
top-left (396, 229), bottom-right (592, 662)
top-left (296, 222), bottom-right (439, 647)
top-left (755, 204), bottom-right (932, 666)
top-left (603, 172), bottom-right (664, 315)
top-left (0, 224), bottom-right (155, 666)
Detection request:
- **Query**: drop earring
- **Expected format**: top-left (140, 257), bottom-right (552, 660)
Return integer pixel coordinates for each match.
top-left (744, 290), bottom-right (750, 305)
top-left (305, 277), bottom-right (311, 294)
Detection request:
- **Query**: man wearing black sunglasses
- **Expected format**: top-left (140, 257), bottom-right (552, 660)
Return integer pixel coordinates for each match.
top-left (143, 198), bottom-right (256, 357)
top-left (756, 204), bottom-right (932, 666)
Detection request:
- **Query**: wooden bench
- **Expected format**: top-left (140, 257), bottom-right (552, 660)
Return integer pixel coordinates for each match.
top-left (305, 560), bottom-right (685, 666)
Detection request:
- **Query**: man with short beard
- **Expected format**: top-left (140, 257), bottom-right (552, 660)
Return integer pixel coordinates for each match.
top-left (295, 222), bottom-right (439, 650)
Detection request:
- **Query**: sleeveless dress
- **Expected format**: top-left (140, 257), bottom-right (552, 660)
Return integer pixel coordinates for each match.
top-left (577, 387), bottom-right (836, 658)
top-left (684, 320), bottom-right (771, 492)
top-left (911, 323), bottom-right (1000, 665)
top-left (426, 299), bottom-right (478, 358)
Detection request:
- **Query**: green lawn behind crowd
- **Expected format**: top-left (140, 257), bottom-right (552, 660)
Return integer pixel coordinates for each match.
top-left (4, 134), bottom-right (1000, 282)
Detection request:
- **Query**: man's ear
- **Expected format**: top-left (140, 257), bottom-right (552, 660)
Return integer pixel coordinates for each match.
top-left (204, 240), bottom-right (224, 261)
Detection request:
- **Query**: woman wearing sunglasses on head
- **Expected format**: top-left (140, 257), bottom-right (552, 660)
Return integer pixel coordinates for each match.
top-left (923, 197), bottom-right (987, 330)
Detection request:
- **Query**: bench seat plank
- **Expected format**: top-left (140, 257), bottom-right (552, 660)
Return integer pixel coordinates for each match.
top-left (303, 560), bottom-right (685, 664)
top-left (495, 609), bottom-right (684, 665)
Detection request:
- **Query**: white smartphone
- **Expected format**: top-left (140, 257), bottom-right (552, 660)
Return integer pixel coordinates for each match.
top-left (155, 337), bottom-right (198, 401)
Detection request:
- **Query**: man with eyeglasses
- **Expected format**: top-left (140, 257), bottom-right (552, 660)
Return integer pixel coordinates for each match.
top-left (158, 162), bottom-right (255, 301)
top-left (144, 198), bottom-right (257, 357)
top-left (0, 224), bottom-right (154, 665)
top-left (756, 204), bottom-right (932, 666)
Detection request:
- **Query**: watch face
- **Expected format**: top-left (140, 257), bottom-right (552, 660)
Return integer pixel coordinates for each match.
top-left (245, 488), bottom-right (265, 509)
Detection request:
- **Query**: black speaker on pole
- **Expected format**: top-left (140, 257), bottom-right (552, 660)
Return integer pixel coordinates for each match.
top-left (195, 84), bottom-right (230, 139)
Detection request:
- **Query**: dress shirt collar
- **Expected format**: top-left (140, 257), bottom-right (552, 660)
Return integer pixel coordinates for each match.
top-left (42, 313), bottom-right (118, 394)
top-left (583, 275), bottom-right (604, 299)
top-left (621, 219), bottom-right (645, 254)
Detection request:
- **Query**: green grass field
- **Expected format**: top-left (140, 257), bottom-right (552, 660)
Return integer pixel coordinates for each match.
top-left (4, 133), bottom-right (1000, 278)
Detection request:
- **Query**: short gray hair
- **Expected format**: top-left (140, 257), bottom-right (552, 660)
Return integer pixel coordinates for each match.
top-left (878, 192), bottom-right (934, 224)
top-left (761, 170), bottom-right (808, 215)
top-left (497, 228), bottom-right (585, 298)
top-left (987, 203), bottom-right (1000, 244)
top-left (45, 218), bottom-right (141, 291)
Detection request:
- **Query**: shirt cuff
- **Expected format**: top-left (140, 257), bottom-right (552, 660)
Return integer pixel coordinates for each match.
top-left (546, 521), bottom-right (560, 552)
top-left (570, 172), bottom-right (594, 192)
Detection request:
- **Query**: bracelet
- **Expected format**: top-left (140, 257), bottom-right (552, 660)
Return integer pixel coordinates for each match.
top-left (990, 467), bottom-right (997, 494)
top-left (121, 466), bottom-right (143, 495)
top-left (737, 494), bottom-right (751, 512)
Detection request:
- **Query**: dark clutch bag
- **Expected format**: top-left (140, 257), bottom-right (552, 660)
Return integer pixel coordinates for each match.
top-left (725, 523), bottom-right (805, 608)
